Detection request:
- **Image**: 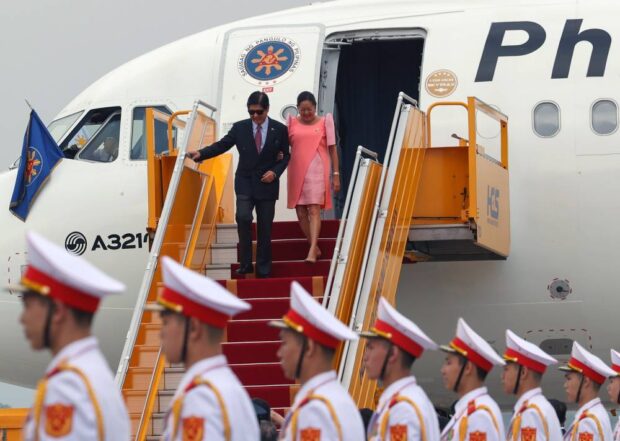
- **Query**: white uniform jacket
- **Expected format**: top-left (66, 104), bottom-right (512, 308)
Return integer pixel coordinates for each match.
top-left (612, 420), bottom-right (619, 441)
top-left (440, 387), bottom-right (506, 441)
top-left (23, 336), bottom-right (129, 441)
top-left (564, 398), bottom-right (612, 441)
top-left (161, 355), bottom-right (259, 441)
top-left (368, 375), bottom-right (440, 441)
top-left (506, 388), bottom-right (563, 441)
top-left (281, 370), bottom-right (365, 441)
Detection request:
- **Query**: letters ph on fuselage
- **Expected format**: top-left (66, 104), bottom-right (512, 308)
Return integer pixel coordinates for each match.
top-left (476, 19), bottom-right (611, 82)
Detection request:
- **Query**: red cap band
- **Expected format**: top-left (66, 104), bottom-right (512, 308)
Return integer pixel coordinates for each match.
top-left (373, 319), bottom-right (424, 358)
top-left (284, 309), bottom-right (340, 349)
top-left (504, 348), bottom-right (547, 374)
top-left (161, 287), bottom-right (229, 328)
top-left (22, 266), bottom-right (100, 313)
top-left (568, 357), bottom-right (606, 384)
top-left (451, 337), bottom-right (493, 372)
top-left (612, 364), bottom-right (620, 375)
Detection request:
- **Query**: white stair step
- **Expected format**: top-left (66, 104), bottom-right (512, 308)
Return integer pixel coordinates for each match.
top-left (216, 224), bottom-right (238, 244)
top-left (205, 263), bottom-right (230, 280)
top-left (211, 243), bottom-right (238, 265)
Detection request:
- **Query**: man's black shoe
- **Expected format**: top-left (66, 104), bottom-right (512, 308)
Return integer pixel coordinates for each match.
top-left (256, 272), bottom-right (270, 279)
top-left (235, 264), bottom-right (254, 276)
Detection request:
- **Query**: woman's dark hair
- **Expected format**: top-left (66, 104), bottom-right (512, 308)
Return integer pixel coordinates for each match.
top-left (247, 91), bottom-right (270, 108)
top-left (296, 91), bottom-right (317, 107)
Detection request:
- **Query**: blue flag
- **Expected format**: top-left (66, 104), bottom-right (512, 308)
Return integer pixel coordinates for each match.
top-left (10, 110), bottom-right (63, 221)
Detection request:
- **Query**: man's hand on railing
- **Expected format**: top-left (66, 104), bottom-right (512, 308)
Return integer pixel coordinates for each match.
top-left (187, 150), bottom-right (201, 162)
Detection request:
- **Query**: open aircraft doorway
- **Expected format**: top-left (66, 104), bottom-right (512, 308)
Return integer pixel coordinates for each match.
top-left (320, 30), bottom-right (425, 215)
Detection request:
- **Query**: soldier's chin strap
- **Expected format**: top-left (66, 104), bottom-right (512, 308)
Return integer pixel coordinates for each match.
top-left (453, 355), bottom-right (468, 393)
top-left (379, 342), bottom-right (394, 384)
top-left (294, 336), bottom-right (308, 380)
top-left (575, 374), bottom-right (585, 404)
top-left (180, 316), bottom-right (191, 364)
top-left (43, 301), bottom-right (55, 349)
top-left (513, 364), bottom-right (523, 395)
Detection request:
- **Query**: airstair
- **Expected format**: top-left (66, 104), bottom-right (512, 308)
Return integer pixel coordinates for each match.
top-left (0, 93), bottom-right (513, 439)
top-left (324, 94), bottom-right (510, 406)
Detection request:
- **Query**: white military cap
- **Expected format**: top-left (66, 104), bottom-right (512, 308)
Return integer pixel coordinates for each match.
top-left (503, 329), bottom-right (557, 374)
top-left (155, 256), bottom-right (250, 328)
top-left (611, 350), bottom-right (620, 377)
top-left (558, 341), bottom-right (616, 384)
top-left (440, 318), bottom-right (505, 372)
top-left (269, 281), bottom-right (357, 349)
top-left (360, 297), bottom-right (437, 357)
top-left (8, 231), bottom-right (124, 313)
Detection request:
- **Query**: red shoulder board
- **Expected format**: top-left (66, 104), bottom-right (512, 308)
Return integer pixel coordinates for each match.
top-left (45, 403), bottom-right (74, 437)
top-left (182, 416), bottom-right (205, 441)
top-left (521, 427), bottom-right (537, 441)
top-left (467, 400), bottom-right (477, 416)
top-left (579, 432), bottom-right (594, 441)
top-left (390, 424), bottom-right (408, 441)
top-left (470, 431), bottom-right (487, 441)
top-left (300, 427), bottom-right (321, 441)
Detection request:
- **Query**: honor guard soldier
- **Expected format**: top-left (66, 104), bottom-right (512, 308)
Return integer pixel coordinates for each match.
top-left (360, 297), bottom-right (440, 441)
top-left (559, 342), bottom-right (614, 441)
top-left (11, 231), bottom-right (129, 441)
top-left (439, 318), bottom-right (506, 441)
top-left (608, 350), bottom-right (620, 441)
top-left (270, 281), bottom-right (365, 440)
top-left (502, 330), bottom-right (563, 441)
top-left (152, 256), bottom-right (259, 441)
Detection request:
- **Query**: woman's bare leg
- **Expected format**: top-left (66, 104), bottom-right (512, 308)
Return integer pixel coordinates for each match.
top-left (305, 204), bottom-right (322, 263)
top-left (296, 205), bottom-right (310, 242)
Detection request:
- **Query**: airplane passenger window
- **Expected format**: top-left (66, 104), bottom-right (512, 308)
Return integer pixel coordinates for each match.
top-left (130, 106), bottom-right (175, 160)
top-left (58, 107), bottom-right (121, 159)
top-left (77, 113), bottom-right (121, 162)
top-left (533, 102), bottom-right (560, 137)
top-left (591, 100), bottom-right (618, 135)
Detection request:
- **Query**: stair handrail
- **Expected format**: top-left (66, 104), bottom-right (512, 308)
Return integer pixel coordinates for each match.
top-left (115, 99), bottom-right (217, 388)
top-left (324, 145), bottom-right (378, 310)
top-left (336, 92), bottom-right (418, 384)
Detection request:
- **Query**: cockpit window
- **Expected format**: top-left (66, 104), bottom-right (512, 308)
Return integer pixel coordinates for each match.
top-left (76, 113), bottom-right (122, 162)
top-left (59, 107), bottom-right (120, 159)
top-left (47, 111), bottom-right (83, 143)
top-left (130, 106), bottom-right (175, 160)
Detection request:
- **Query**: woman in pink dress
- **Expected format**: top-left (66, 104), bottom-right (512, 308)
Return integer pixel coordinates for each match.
top-left (287, 91), bottom-right (340, 263)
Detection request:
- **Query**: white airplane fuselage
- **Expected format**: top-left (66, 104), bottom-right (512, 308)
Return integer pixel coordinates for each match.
top-left (1, 0), bottom-right (618, 409)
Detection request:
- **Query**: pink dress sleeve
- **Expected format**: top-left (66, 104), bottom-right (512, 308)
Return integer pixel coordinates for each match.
top-left (325, 113), bottom-right (336, 146)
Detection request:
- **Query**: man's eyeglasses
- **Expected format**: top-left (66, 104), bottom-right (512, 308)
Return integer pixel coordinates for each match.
top-left (248, 109), bottom-right (265, 116)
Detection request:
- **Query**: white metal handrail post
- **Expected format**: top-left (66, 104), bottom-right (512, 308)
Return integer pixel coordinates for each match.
top-left (115, 100), bottom-right (216, 387)
top-left (338, 92), bottom-right (418, 385)
top-left (324, 146), bottom-right (378, 310)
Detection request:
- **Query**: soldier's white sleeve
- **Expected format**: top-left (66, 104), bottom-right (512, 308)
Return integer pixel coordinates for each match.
top-left (464, 411), bottom-right (501, 441)
top-left (174, 387), bottom-right (225, 441)
top-left (39, 371), bottom-right (98, 441)
top-left (385, 402), bottom-right (423, 441)
top-left (517, 409), bottom-right (548, 441)
top-left (289, 401), bottom-right (339, 441)
top-left (574, 418), bottom-right (602, 441)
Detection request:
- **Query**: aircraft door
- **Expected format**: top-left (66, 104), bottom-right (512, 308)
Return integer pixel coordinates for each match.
top-left (219, 25), bottom-right (324, 127)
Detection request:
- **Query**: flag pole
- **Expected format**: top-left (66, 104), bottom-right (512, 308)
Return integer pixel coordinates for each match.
top-left (24, 99), bottom-right (33, 110)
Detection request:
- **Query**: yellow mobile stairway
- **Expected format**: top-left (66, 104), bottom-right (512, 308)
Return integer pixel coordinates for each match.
top-left (0, 95), bottom-right (509, 439)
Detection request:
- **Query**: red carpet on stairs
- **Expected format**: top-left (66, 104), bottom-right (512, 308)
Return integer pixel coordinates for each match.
top-left (219, 219), bottom-right (340, 412)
